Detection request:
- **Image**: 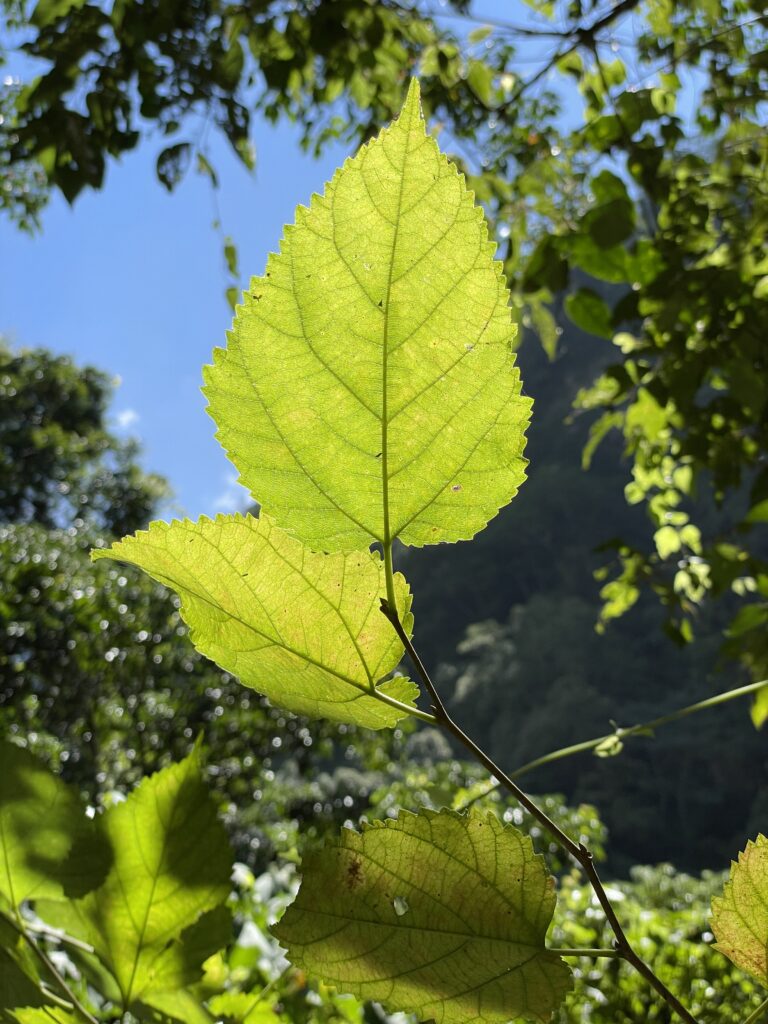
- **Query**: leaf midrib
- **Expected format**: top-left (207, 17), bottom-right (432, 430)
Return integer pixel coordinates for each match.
top-left (0, 807), bottom-right (17, 911)
top-left (291, 903), bottom-right (545, 952)
top-left (121, 791), bottom-right (177, 1007)
top-left (380, 105), bottom-right (413, 553)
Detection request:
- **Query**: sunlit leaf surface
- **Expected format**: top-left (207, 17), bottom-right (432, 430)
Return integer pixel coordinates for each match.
top-left (205, 80), bottom-right (530, 551)
top-left (94, 513), bottom-right (418, 728)
top-left (275, 809), bottom-right (571, 1024)
top-left (712, 833), bottom-right (768, 985)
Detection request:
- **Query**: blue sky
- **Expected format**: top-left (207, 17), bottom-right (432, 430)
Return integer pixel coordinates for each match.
top-left (2, 116), bottom-right (351, 519)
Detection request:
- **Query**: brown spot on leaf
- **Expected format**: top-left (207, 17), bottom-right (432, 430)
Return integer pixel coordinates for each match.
top-left (346, 857), bottom-right (364, 889)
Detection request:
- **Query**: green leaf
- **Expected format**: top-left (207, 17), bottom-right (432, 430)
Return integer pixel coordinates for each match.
top-left (564, 288), bottom-right (613, 338)
top-left (37, 748), bottom-right (233, 1010)
top-left (726, 604), bottom-right (768, 638)
top-left (466, 60), bottom-right (494, 105)
top-left (196, 153), bottom-right (219, 189)
top-left (93, 513), bottom-right (420, 728)
top-left (712, 834), bottom-right (768, 985)
top-left (0, 741), bottom-right (97, 909)
top-left (745, 499), bottom-right (768, 524)
top-left (224, 236), bottom-right (239, 277)
top-left (0, 920), bottom-right (46, 1013)
top-left (591, 171), bottom-right (628, 204)
top-left (583, 199), bottom-right (635, 249)
top-left (528, 298), bottom-right (559, 360)
top-left (654, 525), bottom-right (681, 560)
top-left (139, 982), bottom-right (219, 1024)
top-left (751, 687), bottom-right (768, 730)
top-left (156, 143), bottom-right (192, 191)
top-left (11, 1011), bottom-right (77, 1023)
top-left (273, 809), bottom-right (571, 1024)
top-left (568, 236), bottom-right (630, 283)
top-left (205, 80), bottom-right (530, 552)
top-left (467, 26), bottom-right (493, 44)
top-left (208, 991), bottom-right (280, 1023)
top-left (582, 410), bottom-right (623, 470)
top-left (29, 0), bottom-right (86, 27)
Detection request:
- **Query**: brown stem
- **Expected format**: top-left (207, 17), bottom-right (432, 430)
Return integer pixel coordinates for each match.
top-left (381, 599), bottom-right (700, 1024)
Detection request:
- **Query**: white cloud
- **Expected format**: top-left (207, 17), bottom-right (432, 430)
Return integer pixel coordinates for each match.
top-left (212, 473), bottom-right (251, 513)
top-left (115, 408), bottom-right (140, 429)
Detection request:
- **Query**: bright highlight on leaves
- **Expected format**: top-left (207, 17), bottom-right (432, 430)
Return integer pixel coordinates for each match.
top-left (39, 747), bottom-right (233, 1010)
top-left (274, 809), bottom-right (571, 1024)
top-left (93, 513), bottom-right (419, 728)
top-left (712, 833), bottom-right (768, 986)
top-left (205, 79), bottom-right (530, 552)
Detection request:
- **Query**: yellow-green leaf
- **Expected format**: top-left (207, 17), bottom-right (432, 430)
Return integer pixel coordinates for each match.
top-left (273, 810), bottom-right (571, 1024)
top-left (712, 833), bottom-right (768, 985)
top-left (11, 1011), bottom-right (77, 1023)
top-left (205, 79), bottom-right (530, 552)
top-left (93, 513), bottom-right (420, 729)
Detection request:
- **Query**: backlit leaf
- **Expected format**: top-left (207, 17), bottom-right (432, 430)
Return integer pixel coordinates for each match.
top-left (37, 748), bottom-right (233, 1009)
top-left (205, 79), bottom-right (530, 552)
top-left (93, 513), bottom-right (419, 728)
top-left (11, 1011), bottom-right (77, 1023)
top-left (274, 809), bottom-right (571, 1024)
top-left (712, 833), bottom-right (768, 985)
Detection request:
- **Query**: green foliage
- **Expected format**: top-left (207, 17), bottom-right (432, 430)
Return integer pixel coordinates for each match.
top-left (553, 865), bottom-right (766, 1024)
top-left (0, 742), bottom-right (235, 1021)
top-left (93, 513), bottom-right (419, 729)
top-left (427, 593), bottom-right (765, 872)
top-left (4, 0), bottom-right (767, 697)
top-left (97, 83), bottom-right (529, 736)
top-left (94, 85), bottom-right (578, 1023)
top-left (3, 15), bottom-right (767, 1015)
top-left (39, 744), bottom-right (233, 1011)
top-left (275, 810), bottom-right (571, 1024)
top-left (78, 75), bottom-right (768, 1024)
top-left (712, 834), bottom-right (768, 987)
top-left (205, 81), bottom-right (529, 552)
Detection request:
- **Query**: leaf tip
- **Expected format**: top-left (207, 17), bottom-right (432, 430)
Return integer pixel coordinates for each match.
top-left (401, 77), bottom-right (424, 123)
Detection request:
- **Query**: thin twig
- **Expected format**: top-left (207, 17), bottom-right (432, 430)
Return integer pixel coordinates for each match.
top-left (0, 908), bottom-right (99, 1024)
top-left (498, 0), bottom-right (644, 109)
top-left (239, 963), bottom-right (291, 1021)
top-left (381, 599), bottom-right (700, 1024)
top-left (743, 994), bottom-right (768, 1024)
top-left (26, 920), bottom-right (95, 955)
top-left (457, 678), bottom-right (768, 808)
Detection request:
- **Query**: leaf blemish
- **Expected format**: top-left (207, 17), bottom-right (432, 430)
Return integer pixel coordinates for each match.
top-left (346, 857), bottom-right (364, 889)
